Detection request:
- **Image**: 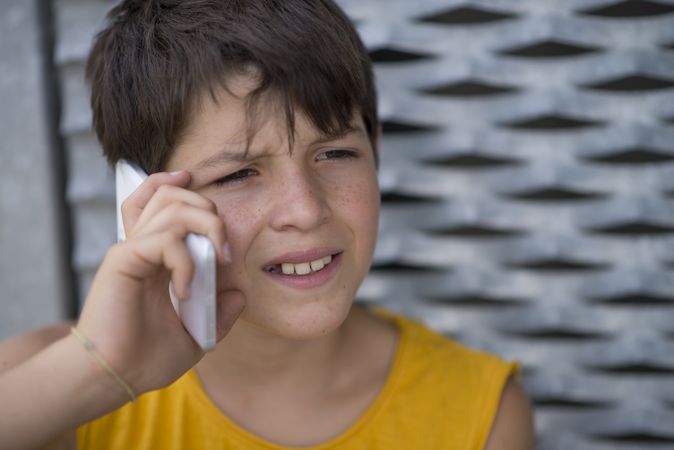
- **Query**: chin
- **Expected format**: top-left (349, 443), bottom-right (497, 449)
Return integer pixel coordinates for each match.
top-left (241, 293), bottom-right (355, 340)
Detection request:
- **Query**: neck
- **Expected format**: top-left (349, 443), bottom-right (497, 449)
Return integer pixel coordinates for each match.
top-left (197, 306), bottom-right (361, 393)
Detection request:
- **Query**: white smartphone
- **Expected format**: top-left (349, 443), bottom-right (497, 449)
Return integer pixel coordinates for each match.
top-left (115, 160), bottom-right (216, 351)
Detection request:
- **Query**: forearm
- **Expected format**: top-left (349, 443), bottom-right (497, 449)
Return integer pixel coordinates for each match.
top-left (0, 335), bottom-right (129, 450)
top-left (0, 323), bottom-right (73, 374)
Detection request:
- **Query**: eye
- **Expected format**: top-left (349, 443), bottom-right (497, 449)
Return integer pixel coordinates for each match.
top-left (213, 168), bottom-right (258, 186)
top-left (316, 149), bottom-right (359, 161)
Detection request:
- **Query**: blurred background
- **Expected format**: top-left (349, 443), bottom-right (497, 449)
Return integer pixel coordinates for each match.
top-left (1, 0), bottom-right (674, 448)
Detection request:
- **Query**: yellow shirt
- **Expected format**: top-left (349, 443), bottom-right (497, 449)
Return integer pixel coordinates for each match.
top-left (78, 310), bottom-right (519, 449)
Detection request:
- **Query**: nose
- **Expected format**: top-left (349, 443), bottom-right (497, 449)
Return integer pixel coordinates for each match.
top-left (269, 167), bottom-right (331, 232)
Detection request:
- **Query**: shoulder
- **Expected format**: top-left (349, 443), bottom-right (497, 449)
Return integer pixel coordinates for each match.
top-left (483, 376), bottom-right (535, 450)
top-left (0, 321), bottom-right (74, 374)
top-left (388, 311), bottom-right (511, 375)
top-left (379, 310), bottom-right (530, 447)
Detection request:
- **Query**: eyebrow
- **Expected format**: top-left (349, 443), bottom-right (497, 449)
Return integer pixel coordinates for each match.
top-left (313, 125), bottom-right (366, 145)
top-left (191, 125), bottom-right (368, 171)
top-left (191, 146), bottom-right (252, 171)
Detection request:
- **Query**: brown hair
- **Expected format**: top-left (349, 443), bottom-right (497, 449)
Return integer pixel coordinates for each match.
top-left (86, 0), bottom-right (378, 173)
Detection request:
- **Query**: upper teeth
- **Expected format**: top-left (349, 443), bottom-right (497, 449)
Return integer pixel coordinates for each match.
top-left (281, 255), bottom-right (332, 275)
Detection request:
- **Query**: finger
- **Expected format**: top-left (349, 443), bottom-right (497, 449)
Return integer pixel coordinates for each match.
top-left (113, 231), bottom-right (195, 301)
top-left (133, 184), bottom-right (218, 232)
top-left (166, 242), bottom-right (195, 302)
top-left (132, 203), bottom-right (229, 264)
top-left (215, 290), bottom-right (246, 342)
top-left (121, 171), bottom-right (191, 235)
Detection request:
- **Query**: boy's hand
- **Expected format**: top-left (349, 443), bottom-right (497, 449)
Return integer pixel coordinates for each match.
top-left (76, 170), bottom-right (245, 396)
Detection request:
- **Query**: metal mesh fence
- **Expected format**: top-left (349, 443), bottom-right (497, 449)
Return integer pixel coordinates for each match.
top-left (54, 0), bottom-right (674, 448)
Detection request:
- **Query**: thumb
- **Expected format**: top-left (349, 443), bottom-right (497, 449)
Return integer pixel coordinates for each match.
top-left (215, 289), bottom-right (246, 341)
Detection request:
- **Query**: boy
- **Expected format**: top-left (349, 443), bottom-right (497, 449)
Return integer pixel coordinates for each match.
top-left (0, 1), bottom-right (533, 449)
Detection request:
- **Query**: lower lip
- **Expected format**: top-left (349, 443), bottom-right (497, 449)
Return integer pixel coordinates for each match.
top-left (263, 253), bottom-right (342, 290)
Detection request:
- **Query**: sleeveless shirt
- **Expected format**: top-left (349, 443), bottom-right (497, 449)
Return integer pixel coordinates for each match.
top-left (77, 310), bottom-right (519, 449)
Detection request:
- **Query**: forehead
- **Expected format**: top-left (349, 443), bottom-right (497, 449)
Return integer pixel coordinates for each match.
top-left (169, 75), bottom-right (369, 170)
top-left (183, 74), bottom-right (266, 143)
top-left (181, 74), bottom-right (365, 150)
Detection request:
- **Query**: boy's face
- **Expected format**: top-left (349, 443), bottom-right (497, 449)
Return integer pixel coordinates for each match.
top-left (165, 75), bottom-right (380, 339)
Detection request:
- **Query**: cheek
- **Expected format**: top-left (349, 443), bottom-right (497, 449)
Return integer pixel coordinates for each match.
top-left (330, 171), bottom-right (380, 236)
top-left (325, 161), bottom-right (378, 198)
top-left (211, 191), bottom-right (267, 259)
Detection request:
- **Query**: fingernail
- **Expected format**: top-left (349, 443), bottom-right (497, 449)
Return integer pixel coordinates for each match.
top-left (169, 170), bottom-right (185, 176)
top-left (222, 242), bottom-right (232, 264)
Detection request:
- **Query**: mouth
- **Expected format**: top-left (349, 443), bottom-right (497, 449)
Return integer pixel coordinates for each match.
top-left (263, 254), bottom-right (336, 276)
top-left (261, 250), bottom-right (343, 290)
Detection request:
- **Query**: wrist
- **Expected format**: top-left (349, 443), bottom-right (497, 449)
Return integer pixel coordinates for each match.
top-left (69, 327), bottom-right (137, 403)
top-left (54, 334), bottom-right (132, 419)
